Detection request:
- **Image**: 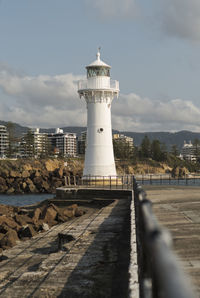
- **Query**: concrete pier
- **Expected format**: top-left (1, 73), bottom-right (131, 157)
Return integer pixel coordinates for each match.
top-left (0, 185), bottom-right (199, 297)
top-left (0, 190), bottom-right (137, 297)
top-left (144, 185), bottom-right (200, 296)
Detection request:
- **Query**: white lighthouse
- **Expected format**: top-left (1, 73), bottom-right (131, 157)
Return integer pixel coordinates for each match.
top-left (78, 49), bottom-right (119, 180)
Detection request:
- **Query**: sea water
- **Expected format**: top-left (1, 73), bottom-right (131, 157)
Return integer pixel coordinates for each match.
top-left (0, 194), bottom-right (54, 206)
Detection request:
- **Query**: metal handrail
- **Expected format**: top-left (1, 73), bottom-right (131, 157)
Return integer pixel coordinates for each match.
top-left (78, 79), bottom-right (119, 91)
top-left (133, 177), bottom-right (195, 298)
top-left (64, 175), bottom-right (133, 189)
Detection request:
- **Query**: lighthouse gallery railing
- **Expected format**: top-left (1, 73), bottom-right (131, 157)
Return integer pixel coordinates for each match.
top-left (78, 79), bottom-right (119, 90)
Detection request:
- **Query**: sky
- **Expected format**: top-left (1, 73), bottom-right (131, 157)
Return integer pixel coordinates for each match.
top-left (0, 0), bottom-right (200, 132)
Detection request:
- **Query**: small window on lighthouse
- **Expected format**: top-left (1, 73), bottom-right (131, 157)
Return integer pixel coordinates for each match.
top-left (97, 128), bottom-right (104, 133)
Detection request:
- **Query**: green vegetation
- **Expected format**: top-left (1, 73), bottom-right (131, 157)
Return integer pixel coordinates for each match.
top-left (114, 135), bottom-right (200, 173)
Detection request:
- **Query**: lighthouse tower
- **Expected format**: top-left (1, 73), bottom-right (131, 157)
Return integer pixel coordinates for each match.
top-left (78, 49), bottom-right (119, 180)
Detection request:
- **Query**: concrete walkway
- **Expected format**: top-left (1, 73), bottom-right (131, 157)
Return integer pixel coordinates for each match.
top-left (144, 185), bottom-right (200, 296)
top-left (0, 198), bottom-right (136, 297)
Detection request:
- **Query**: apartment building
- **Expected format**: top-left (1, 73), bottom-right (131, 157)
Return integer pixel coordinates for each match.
top-left (78, 131), bottom-right (87, 155)
top-left (113, 133), bottom-right (134, 148)
top-left (20, 128), bottom-right (49, 158)
top-left (48, 128), bottom-right (77, 157)
top-left (180, 141), bottom-right (197, 161)
top-left (0, 125), bottom-right (8, 158)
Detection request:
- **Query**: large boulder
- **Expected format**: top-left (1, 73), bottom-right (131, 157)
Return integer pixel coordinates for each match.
top-left (22, 164), bottom-right (32, 171)
top-left (41, 204), bottom-right (58, 226)
top-left (12, 179), bottom-right (23, 193)
top-left (18, 224), bottom-right (37, 239)
top-left (33, 177), bottom-right (50, 192)
top-left (0, 229), bottom-right (19, 249)
top-left (45, 160), bottom-right (60, 172)
top-left (51, 177), bottom-right (63, 188)
top-left (30, 170), bottom-right (41, 179)
top-left (0, 169), bottom-right (9, 178)
top-left (54, 167), bottom-right (64, 179)
top-left (63, 204), bottom-right (78, 218)
top-left (26, 182), bottom-right (37, 193)
top-left (31, 208), bottom-right (42, 223)
top-left (10, 170), bottom-right (21, 178)
top-left (6, 178), bottom-right (14, 185)
top-left (0, 215), bottom-right (20, 231)
top-left (21, 170), bottom-right (30, 178)
top-left (0, 177), bottom-right (6, 186)
top-left (0, 177), bottom-right (8, 192)
top-left (14, 214), bottom-right (33, 226)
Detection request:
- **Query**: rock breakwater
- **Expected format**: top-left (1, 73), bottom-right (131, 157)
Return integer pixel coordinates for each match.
top-left (0, 159), bottom-right (84, 194)
top-left (0, 200), bottom-right (85, 253)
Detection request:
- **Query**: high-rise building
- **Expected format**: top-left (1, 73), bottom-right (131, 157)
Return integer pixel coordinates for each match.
top-left (48, 128), bottom-right (77, 157)
top-left (78, 131), bottom-right (87, 155)
top-left (20, 128), bottom-right (49, 158)
top-left (0, 125), bottom-right (8, 158)
top-left (180, 141), bottom-right (197, 161)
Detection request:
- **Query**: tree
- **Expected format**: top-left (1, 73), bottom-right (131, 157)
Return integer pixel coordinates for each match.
top-left (193, 138), bottom-right (200, 162)
top-left (22, 129), bottom-right (35, 158)
top-left (6, 122), bottom-right (16, 157)
top-left (113, 139), bottom-right (133, 160)
top-left (140, 135), bottom-right (151, 158)
top-left (171, 144), bottom-right (179, 157)
top-left (151, 139), bottom-right (162, 161)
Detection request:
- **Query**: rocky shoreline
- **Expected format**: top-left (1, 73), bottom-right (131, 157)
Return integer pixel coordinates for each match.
top-left (0, 159), bottom-right (83, 194)
top-left (0, 158), bottom-right (190, 195)
top-left (0, 199), bottom-right (85, 253)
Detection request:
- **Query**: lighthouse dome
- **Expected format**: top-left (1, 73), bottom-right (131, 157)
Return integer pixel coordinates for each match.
top-left (86, 49), bottom-right (111, 78)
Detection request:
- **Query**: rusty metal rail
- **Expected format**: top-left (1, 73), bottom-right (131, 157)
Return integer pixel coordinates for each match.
top-left (64, 175), bottom-right (133, 189)
top-left (133, 177), bottom-right (195, 298)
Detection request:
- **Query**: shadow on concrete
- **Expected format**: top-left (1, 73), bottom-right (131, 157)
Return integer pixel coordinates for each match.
top-left (31, 239), bottom-right (58, 255)
top-left (58, 199), bottom-right (131, 298)
top-left (28, 198), bottom-right (131, 298)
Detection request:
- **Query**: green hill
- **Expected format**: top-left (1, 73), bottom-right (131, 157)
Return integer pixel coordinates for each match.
top-left (1, 120), bottom-right (200, 151)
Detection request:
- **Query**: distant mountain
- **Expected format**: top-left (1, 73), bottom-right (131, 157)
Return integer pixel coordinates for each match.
top-left (0, 120), bottom-right (29, 138)
top-left (1, 120), bottom-right (200, 151)
top-left (122, 130), bottom-right (200, 150)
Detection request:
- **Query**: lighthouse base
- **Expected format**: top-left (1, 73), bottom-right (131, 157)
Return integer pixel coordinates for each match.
top-left (82, 176), bottom-right (123, 186)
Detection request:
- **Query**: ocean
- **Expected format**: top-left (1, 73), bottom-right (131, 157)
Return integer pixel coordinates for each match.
top-left (0, 193), bottom-right (54, 206)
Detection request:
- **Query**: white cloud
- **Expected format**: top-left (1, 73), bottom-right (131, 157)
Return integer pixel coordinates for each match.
top-left (112, 93), bottom-right (200, 132)
top-left (154, 0), bottom-right (200, 41)
top-left (0, 65), bottom-right (86, 128)
top-left (85, 0), bottom-right (137, 19)
top-left (1, 65), bottom-right (200, 132)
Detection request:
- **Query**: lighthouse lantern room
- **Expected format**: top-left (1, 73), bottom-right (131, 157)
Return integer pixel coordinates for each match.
top-left (78, 49), bottom-right (119, 180)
